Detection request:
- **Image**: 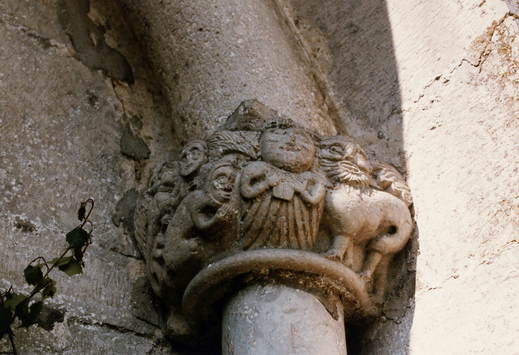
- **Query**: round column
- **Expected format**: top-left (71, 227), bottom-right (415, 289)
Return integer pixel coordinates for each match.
top-left (223, 284), bottom-right (347, 355)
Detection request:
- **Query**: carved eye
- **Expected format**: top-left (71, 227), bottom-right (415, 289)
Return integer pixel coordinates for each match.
top-left (190, 149), bottom-right (202, 159)
top-left (216, 176), bottom-right (229, 184)
top-left (327, 145), bottom-right (343, 155)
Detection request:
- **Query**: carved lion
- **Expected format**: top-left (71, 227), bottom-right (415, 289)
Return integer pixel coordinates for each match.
top-left (319, 136), bottom-right (413, 293)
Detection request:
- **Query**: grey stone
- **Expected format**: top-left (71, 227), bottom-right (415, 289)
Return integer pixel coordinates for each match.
top-left (58, 0), bottom-right (134, 83)
top-left (136, 102), bottom-right (412, 344)
top-left (112, 188), bottom-right (139, 234)
top-left (131, 276), bottom-right (161, 327)
top-left (223, 284), bottom-right (347, 355)
top-left (1, 0), bottom-right (518, 353)
top-left (0, 0), bottom-right (175, 353)
top-left (2, 317), bottom-right (174, 355)
top-left (117, 0), bottom-right (339, 138)
top-left (120, 129), bottom-right (151, 160)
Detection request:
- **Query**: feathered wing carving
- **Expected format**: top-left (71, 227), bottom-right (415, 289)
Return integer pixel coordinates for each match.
top-left (372, 160), bottom-right (413, 207)
top-left (207, 131), bottom-right (260, 159)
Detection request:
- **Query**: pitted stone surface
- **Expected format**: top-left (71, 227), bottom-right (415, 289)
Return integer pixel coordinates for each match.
top-left (1, 0), bottom-right (518, 354)
top-left (223, 284), bottom-right (347, 355)
top-left (0, 0), bottom-right (175, 352)
top-left (117, 0), bottom-right (339, 137)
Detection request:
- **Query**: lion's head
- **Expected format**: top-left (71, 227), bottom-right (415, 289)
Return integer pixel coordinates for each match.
top-left (319, 135), bottom-right (372, 187)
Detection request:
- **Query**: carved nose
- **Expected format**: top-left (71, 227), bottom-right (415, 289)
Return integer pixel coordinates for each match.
top-left (356, 157), bottom-right (372, 174)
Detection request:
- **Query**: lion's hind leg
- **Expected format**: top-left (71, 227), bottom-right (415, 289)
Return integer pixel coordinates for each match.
top-left (359, 249), bottom-right (383, 289)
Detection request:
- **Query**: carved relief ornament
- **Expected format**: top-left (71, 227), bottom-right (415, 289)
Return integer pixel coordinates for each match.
top-left (133, 100), bottom-right (413, 342)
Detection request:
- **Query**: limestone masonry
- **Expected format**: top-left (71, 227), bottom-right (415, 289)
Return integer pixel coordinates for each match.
top-left (0, 0), bottom-right (518, 354)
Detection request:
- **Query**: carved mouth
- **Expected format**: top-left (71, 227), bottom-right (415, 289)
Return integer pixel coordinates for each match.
top-left (217, 187), bottom-right (233, 199)
top-left (321, 160), bottom-right (371, 187)
top-left (220, 191), bottom-right (232, 198)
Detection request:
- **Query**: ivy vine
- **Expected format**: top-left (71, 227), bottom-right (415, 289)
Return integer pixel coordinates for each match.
top-left (0, 199), bottom-right (94, 355)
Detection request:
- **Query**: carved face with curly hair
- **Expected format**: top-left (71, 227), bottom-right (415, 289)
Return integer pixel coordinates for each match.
top-left (259, 122), bottom-right (317, 173)
top-left (319, 135), bottom-right (372, 187)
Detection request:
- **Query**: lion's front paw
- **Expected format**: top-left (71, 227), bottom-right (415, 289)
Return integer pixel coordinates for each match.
top-left (323, 250), bottom-right (343, 262)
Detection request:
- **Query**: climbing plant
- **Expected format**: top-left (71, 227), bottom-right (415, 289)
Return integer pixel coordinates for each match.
top-left (0, 198), bottom-right (94, 355)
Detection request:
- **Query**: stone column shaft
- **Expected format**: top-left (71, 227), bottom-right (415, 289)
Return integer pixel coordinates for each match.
top-left (223, 284), bottom-right (347, 355)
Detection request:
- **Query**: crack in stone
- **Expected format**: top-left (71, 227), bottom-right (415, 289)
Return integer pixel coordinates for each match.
top-left (414, 75), bottom-right (443, 104)
top-left (415, 12), bottom-right (517, 105)
top-left (68, 315), bottom-right (157, 339)
top-left (98, 320), bottom-right (157, 339)
top-left (0, 11), bottom-right (72, 52)
top-left (454, 12), bottom-right (518, 72)
top-left (135, 315), bottom-right (160, 329)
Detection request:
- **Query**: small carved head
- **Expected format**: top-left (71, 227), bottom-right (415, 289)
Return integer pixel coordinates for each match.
top-left (207, 163), bottom-right (237, 205)
top-left (259, 121), bottom-right (316, 173)
top-left (179, 140), bottom-right (208, 177)
top-left (319, 135), bottom-right (372, 186)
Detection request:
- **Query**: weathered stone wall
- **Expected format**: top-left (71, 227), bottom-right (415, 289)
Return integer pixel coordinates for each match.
top-left (0, 0), bottom-right (177, 353)
top-left (392, 2), bottom-right (519, 353)
top-left (1, 0), bottom-right (518, 354)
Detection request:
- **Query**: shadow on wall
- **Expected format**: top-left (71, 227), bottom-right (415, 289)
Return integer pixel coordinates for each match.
top-left (288, 1), bottom-right (416, 354)
top-left (505, 0), bottom-right (519, 14)
top-left (289, 0), bottom-right (407, 171)
top-left (505, 1), bottom-right (519, 20)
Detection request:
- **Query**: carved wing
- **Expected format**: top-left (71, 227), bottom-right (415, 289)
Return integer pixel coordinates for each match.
top-left (372, 160), bottom-right (413, 207)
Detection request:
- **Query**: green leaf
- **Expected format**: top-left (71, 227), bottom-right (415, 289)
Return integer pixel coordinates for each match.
top-left (74, 248), bottom-right (84, 264)
top-left (41, 279), bottom-right (57, 300)
top-left (61, 259), bottom-right (83, 276)
top-left (50, 256), bottom-right (74, 267)
top-left (52, 256), bottom-right (84, 276)
top-left (4, 293), bottom-right (27, 311)
top-left (24, 264), bottom-right (44, 286)
top-left (14, 298), bottom-right (29, 320)
top-left (66, 227), bottom-right (89, 249)
top-left (0, 306), bottom-right (13, 333)
top-left (66, 227), bottom-right (89, 262)
top-left (19, 301), bottom-right (43, 329)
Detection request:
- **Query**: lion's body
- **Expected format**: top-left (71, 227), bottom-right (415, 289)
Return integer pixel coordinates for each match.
top-left (322, 184), bottom-right (412, 280)
top-left (324, 185), bottom-right (412, 251)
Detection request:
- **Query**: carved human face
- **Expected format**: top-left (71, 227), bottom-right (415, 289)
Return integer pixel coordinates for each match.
top-left (259, 127), bottom-right (316, 173)
top-left (179, 141), bottom-right (208, 177)
top-left (209, 166), bottom-right (236, 204)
